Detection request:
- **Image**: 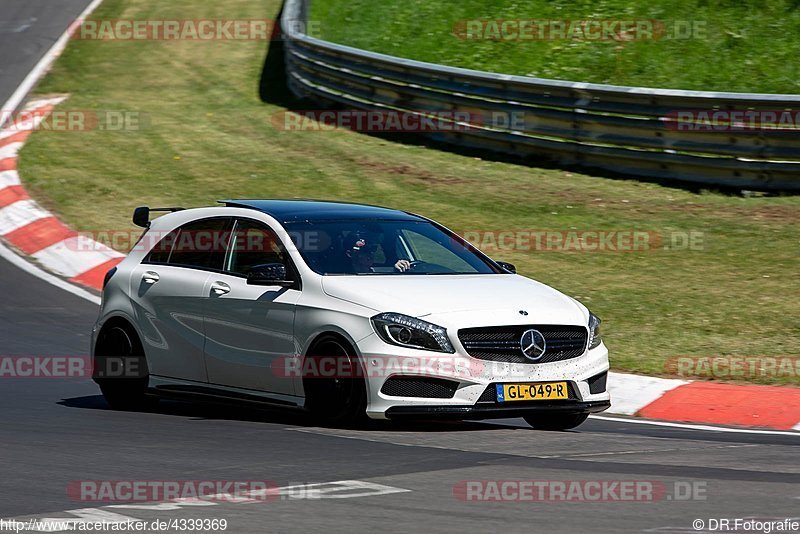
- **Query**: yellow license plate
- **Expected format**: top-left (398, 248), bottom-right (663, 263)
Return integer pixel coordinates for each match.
top-left (497, 382), bottom-right (569, 402)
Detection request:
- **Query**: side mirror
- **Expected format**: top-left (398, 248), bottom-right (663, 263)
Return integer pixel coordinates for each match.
top-left (246, 263), bottom-right (294, 287)
top-left (496, 261), bottom-right (516, 274)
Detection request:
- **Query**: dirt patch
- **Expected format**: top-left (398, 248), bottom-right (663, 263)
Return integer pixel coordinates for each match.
top-left (354, 157), bottom-right (467, 185)
top-left (656, 202), bottom-right (800, 224)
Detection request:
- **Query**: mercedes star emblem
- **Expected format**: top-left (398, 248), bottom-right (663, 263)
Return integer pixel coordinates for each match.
top-left (520, 329), bottom-right (546, 361)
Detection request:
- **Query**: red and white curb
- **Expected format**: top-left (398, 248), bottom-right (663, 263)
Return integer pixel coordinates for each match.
top-left (2, 99), bottom-right (798, 433)
top-left (607, 372), bottom-right (800, 431)
top-left (0, 98), bottom-right (124, 291)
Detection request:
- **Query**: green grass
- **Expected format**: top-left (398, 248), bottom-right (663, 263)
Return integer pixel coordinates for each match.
top-left (310, 0), bottom-right (800, 93)
top-left (19, 0), bottom-right (800, 385)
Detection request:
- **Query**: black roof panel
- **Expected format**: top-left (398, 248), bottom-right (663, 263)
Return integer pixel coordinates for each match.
top-left (220, 199), bottom-right (424, 223)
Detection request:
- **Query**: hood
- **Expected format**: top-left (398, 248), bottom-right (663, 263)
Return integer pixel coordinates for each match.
top-left (321, 274), bottom-right (588, 326)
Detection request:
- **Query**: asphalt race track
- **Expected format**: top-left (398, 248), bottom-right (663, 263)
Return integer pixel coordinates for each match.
top-left (1, 3), bottom-right (798, 533)
top-left (0, 0), bottom-right (96, 105)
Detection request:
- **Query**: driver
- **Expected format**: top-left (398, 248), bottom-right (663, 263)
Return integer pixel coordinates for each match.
top-left (344, 233), bottom-right (411, 273)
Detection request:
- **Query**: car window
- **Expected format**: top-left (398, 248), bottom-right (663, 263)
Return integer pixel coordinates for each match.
top-left (144, 229), bottom-right (178, 264)
top-left (341, 230), bottom-right (388, 265)
top-left (400, 229), bottom-right (475, 273)
top-left (225, 219), bottom-right (288, 276)
top-left (283, 220), bottom-right (500, 275)
top-left (165, 218), bottom-right (233, 270)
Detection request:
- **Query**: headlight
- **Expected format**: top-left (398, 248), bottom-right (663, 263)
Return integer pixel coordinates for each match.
top-left (588, 312), bottom-right (602, 350)
top-left (371, 313), bottom-right (454, 353)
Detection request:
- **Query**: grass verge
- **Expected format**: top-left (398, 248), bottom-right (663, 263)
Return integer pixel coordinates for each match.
top-left (310, 0), bottom-right (800, 93)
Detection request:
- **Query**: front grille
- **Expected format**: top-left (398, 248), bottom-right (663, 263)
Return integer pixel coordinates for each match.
top-left (458, 325), bottom-right (588, 364)
top-left (477, 386), bottom-right (497, 403)
top-left (477, 382), bottom-right (580, 404)
top-left (380, 376), bottom-right (458, 399)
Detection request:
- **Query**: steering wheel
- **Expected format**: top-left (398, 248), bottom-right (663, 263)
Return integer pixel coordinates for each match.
top-left (407, 260), bottom-right (425, 271)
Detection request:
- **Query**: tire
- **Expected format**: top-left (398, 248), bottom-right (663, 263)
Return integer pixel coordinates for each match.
top-left (93, 324), bottom-right (156, 411)
top-left (524, 412), bottom-right (589, 431)
top-left (303, 335), bottom-right (367, 427)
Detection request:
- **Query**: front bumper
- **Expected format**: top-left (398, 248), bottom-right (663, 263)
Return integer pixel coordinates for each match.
top-left (385, 399), bottom-right (611, 420)
top-left (356, 333), bottom-right (611, 420)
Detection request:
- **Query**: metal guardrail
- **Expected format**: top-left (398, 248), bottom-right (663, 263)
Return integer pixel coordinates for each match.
top-left (281, 0), bottom-right (800, 191)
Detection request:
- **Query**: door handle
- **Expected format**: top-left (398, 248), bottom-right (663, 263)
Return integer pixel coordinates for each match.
top-left (142, 271), bottom-right (160, 284)
top-left (210, 281), bottom-right (231, 295)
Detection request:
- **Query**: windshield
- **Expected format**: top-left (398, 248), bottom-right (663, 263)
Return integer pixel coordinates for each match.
top-left (283, 219), bottom-right (501, 275)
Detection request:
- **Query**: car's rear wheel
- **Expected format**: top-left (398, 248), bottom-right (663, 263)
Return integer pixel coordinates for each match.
top-left (93, 324), bottom-right (155, 411)
top-left (303, 335), bottom-right (367, 426)
top-left (524, 412), bottom-right (589, 431)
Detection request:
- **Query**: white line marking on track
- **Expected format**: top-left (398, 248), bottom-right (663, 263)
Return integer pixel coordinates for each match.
top-left (271, 479), bottom-right (411, 500)
top-left (0, 0), bottom-right (104, 130)
top-left (0, 240), bottom-right (99, 304)
top-left (292, 421), bottom-right (798, 458)
top-left (590, 415), bottom-right (800, 436)
top-left (106, 500), bottom-right (220, 512)
top-left (2, 481), bottom-right (411, 530)
top-left (532, 443), bottom-right (759, 459)
top-left (29, 508), bottom-right (142, 532)
top-left (105, 480), bottom-right (411, 511)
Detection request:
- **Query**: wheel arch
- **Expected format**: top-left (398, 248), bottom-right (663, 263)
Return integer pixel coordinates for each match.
top-left (301, 329), bottom-right (372, 399)
top-left (93, 315), bottom-right (145, 357)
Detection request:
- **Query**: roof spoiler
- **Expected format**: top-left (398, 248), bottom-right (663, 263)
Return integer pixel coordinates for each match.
top-left (218, 199), bottom-right (260, 209)
top-left (133, 206), bottom-right (185, 228)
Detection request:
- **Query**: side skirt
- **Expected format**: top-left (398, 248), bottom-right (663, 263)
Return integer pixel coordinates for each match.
top-left (148, 375), bottom-right (305, 410)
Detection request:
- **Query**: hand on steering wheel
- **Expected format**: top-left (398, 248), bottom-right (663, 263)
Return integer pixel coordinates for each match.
top-left (394, 259), bottom-right (412, 272)
top-left (395, 260), bottom-right (427, 272)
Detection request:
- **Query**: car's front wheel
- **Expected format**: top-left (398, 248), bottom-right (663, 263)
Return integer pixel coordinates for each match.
top-left (303, 335), bottom-right (367, 427)
top-left (93, 323), bottom-right (155, 411)
top-left (524, 412), bottom-right (589, 431)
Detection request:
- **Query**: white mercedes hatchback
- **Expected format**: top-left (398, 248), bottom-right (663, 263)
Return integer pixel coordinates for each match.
top-left (92, 200), bottom-right (610, 429)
